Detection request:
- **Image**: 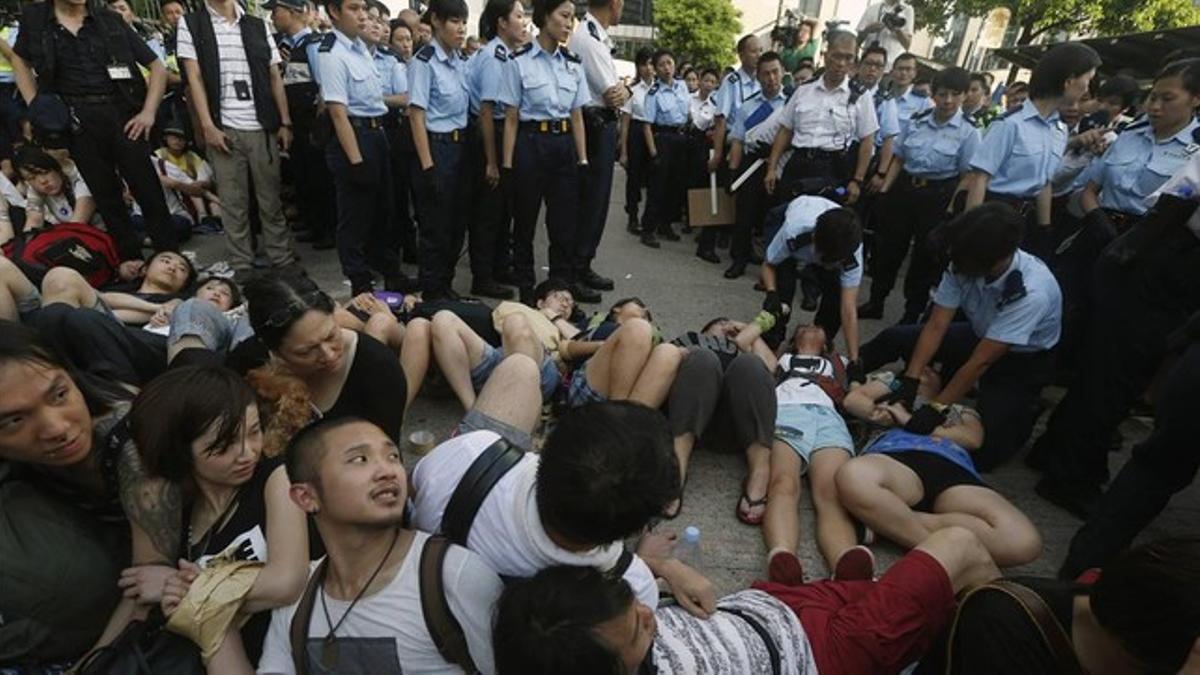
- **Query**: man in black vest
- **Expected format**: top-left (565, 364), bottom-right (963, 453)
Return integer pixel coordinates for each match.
top-left (178, 0), bottom-right (299, 284)
top-left (11, 0), bottom-right (178, 266)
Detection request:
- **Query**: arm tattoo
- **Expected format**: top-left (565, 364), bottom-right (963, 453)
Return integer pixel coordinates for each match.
top-left (117, 440), bottom-right (184, 562)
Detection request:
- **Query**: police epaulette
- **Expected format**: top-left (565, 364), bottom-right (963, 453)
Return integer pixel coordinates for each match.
top-left (727, 71), bottom-right (741, 84)
top-left (912, 108), bottom-right (933, 120)
top-left (377, 45), bottom-right (396, 57)
top-left (647, 83), bottom-right (660, 95)
top-left (848, 78), bottom-right (866, 105)
top-left (296, 32), bottom-right (318, 48)
top-left (512, 43), bottom-right (533, 57)
top-left (1191, 126), bottom-right (1200, 144)
top-left (562, 47), bottom-right (581, 64)
top-left (801, 75), bottom-right (820, 85)
top-left (587, 19), bottom-right (601, 41)
top-left (1121, 117), bottom-right (1149, 133)
top-left (1001, 106), bottom-right (1022, 119)
top-left (317, 31), bottom-right (336, 53)
top-left (493, 43), bottom-right (507, 61)
top-left (415, 43), bottom-right (435, 61)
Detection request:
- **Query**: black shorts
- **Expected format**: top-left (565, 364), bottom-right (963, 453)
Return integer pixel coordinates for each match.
top-left (886, 451), bottom-right (987, 512)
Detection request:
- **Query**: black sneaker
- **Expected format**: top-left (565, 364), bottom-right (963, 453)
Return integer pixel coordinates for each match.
top-left (640, 232), bottom-right (661, 249)
top-left (580, 268), bottom-right (615, 291)
top-left (626, 215), bottom-right (641, 234)
top-left (470, 279), bottom-right (515, 300)
top-left (857, 300), bottom-right (885, 320)
top-left (384, 272), bottom-right (419, 293)
top-left (570, 282), bottom-right (602, 304)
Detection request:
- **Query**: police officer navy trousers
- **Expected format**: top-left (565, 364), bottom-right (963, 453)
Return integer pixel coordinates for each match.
top-left (327, 121), bottom-right (393, 293)
top-left (511, 123), bottom-right (579, 287)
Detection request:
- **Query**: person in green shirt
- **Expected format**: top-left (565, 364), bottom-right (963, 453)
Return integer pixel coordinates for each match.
top-left (779, 20), bottom-right (818, 74)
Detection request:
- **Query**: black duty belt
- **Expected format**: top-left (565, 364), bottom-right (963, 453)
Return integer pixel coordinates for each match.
top-left (792, 147), bottom-right (846, 161)
top-left (652, 123), bottom-right (687, 134)
top-left (985, 191), bottom-right (1035, 215)
top-left (428, 128), bottom-right (468, 143)
top-left (584, 107), bottom-right (619, 123)
top-left (520, 118), bottom-right (571, 134)
top-left (1103, 208), bottom-right (1141, 232)
top-left (903, 173), bottom-right (958, 190)
top-left (348, 115), bottom-right (386, 130)
top-left (62, 93), bottom-right (118, 105)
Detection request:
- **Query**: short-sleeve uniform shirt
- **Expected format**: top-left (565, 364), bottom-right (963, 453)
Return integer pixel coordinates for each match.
top-left (764, 195), bottom-right (863, 288)
top-left (780, 76), bottom-right (879, 151)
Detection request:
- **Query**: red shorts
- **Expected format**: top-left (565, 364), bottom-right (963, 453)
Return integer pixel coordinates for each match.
top-left (752, 550), bottom-right (955, 675)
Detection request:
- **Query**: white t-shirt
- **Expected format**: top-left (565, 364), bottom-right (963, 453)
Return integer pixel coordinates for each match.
top-left (133, 154), bottom-right (207, 220)
top-left (0, 171), bottom-right (25, 209)
top-left (857, 1), bottom-right (915, 70)
top-left (257, 531), bottom-right (501, 675)
top-left (622, 80), bottom-right (653, 123)
top-left (176, 2), bottom-right (281, 131)
top-left (25, 167), bottom-right (93, 225)
top-left (411, 430), bottom-right (660, 609)
top-left (775, 353), bottom-right (845, 408)
top-left (652, 590), bottom-right (816, 673)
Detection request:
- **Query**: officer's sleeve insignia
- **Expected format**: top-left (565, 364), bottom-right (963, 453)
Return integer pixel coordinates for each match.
top-left (415, 43), bottom-right (435, 61)
top-left (317, 32), bottom-right (336, 52)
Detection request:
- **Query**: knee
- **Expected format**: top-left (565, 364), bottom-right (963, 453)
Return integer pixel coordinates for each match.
top-left (650, 343), bottom-right (683, 369)
top-left (41, 266), bottom-right (86, 298)
top-left (0, 255), bottom-right (20, 281)
top-left (365, 312), bottom-right (398, 335)
top-left (769, 470), bottom-right (800, 500)
top-left (494, 352), bottom-right (541, 384)
top-left (833, 462), bottom-right (875, 510)
top-left (501, 313), bottom-right (534, 342)
top-left (932, 526), bottom-right (991, 566)
top-left (430, 310), bottom-right (459, 337)
top-left (406, 317), bottom-right (431, 340)
top-left (996, 522), bottom-right (1043, 567)
top-left (811, 473), bottom-right (841, 508)
top-left (616, 317), bottom-right (653, 345)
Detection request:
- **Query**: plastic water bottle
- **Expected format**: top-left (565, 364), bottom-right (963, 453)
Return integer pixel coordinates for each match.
top-left (674, 526), bottom-right (704, 571)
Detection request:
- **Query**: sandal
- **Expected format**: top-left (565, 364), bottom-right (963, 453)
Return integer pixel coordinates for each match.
top-left (662, 475), bottom-right (688, 520)
top-left (736, 477), bottom-right (768, 526)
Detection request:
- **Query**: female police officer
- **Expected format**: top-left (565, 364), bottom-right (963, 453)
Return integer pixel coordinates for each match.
top-left (639, 48), bottom-right (690, 249)
top-left (499, 0), bottom-right (593, 303)
top-left (409, 0), bottom-right (471, 300)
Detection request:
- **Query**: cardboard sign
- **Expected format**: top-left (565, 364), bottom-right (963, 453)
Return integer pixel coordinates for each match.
top-left (688, 187), bottom-right (736, 227)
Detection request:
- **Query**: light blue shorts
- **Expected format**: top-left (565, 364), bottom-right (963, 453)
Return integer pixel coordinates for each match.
top-left (775, 403), bottom-right (855, 474)
top-left (470, 343), bottom-right (561, 401)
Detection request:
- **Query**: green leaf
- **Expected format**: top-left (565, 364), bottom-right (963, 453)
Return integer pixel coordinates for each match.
top-left (654, 0), bottom-right (743, 67)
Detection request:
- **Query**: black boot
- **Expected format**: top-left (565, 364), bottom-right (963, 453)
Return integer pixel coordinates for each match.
top-left (695, 247), bottom-right (720, 264)
top-left (724, 260), bottom-right (747, 279)
top-left (471, 278), bottom-right (515, 299)
top-left (570, 282), bottom-right (602, 304)
top-left (580, 267), bottom-right (615, 290)
top-left (857, 299), bottom-right (885, 319)
top-left (657, 224), bottom-right (680, 242)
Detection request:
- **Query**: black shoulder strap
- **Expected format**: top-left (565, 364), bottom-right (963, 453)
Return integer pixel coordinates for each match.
top-left (608, 549), bottom-right (634, 579)
top-left (419, 535), bottom-right (478, 673)
top-left (440, 438), bottom-right (524, 546)
top-left (289, 558), bottom-right (329, 675)
top-left (946, 580), bottom-right (1082, 675)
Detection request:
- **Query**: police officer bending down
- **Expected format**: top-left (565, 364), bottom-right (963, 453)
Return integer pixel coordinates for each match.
top-left (859, 203), bottom-right (1062, 472)
top-left (499, 0), bottom-right (593, 302)
top-left (316, 0), bottom-right (393, 296)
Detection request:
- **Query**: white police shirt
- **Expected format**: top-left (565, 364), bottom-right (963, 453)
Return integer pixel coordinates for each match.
top-left (780, 76), bottom-right (879, 152)
top-left (568, 11), bottom-right (619, 110)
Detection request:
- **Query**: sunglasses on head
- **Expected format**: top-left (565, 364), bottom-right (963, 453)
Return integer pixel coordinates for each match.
top-left (262, 290), bottom-right (328, 328)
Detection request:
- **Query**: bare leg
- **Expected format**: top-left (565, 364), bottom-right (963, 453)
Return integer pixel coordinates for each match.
top-left (583, 318), bottom-right (654, 399)
top-left (922, 486), bottom-right (1043, 567)
top-left (364, 312), bottom-right (404, 353)
top-left (40, 266), bottom-right (99, 308)
top-left (763, 439), bottom-right (803, 557)
top-left (913, 526), bottom-right (1002, 593)
top-left (472, 354), bottom-right (543, 435)
top-left (400, 318), bottom-right (431, 407)
top-left (206, 628), bottom-right (254, 675)
top-left (0, 257), bottom-right (37, 321)
top-left (836, 454), bottom-right (932, 549)
top-left (628, 343), bottom-right (684, 407)
top-left (663, 432), bottom-right (695, 518)
top-left (742, 441), bottom-right (771, 522)
top-left (430, 310), bottom-right (489, 410)
top-left (807, 447), bottom-right (857, 570)
top-left (499, 313), bottom-right (545, 364)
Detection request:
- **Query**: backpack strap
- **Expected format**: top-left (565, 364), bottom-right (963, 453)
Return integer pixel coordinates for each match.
top-left (289, 558), bottom-right (329, 675)
top-left (419, 535), bottom-right (478, 673)
top-left (440, 438), bottom-right (524, 546)
top-left (946, 579), bottom-right (1082, 675)
top-left (609, 549), bottom-right (634, 580)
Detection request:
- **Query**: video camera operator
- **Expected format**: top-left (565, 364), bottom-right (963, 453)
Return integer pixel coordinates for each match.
top-left (856, 0), bottom-right (913, 70)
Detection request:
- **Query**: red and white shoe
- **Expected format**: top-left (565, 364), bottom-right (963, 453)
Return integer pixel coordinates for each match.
top-left (833, 545), bottom-right (876, 581)
top-left (767, 549), bottom-right (805, 586)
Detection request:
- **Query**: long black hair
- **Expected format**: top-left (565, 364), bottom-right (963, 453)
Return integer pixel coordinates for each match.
top-left (479, 0), bottom-right (519, 40)
top-left (0, 320), bottom-right (131, 416)
top-left (244, 272), bottom-right (336, 352)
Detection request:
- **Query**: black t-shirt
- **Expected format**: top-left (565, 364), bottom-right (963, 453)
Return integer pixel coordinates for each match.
top-left (672, 331), bottom-right (741, 370)
top-left (14, 11), bottom-right (158, 98)
top-left (324, 333), bottom-right (407, 442)
top-left (916, 577), bottom-right (1083, 675)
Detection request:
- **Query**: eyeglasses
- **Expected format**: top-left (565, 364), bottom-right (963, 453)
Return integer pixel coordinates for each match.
top-left (861, 60), bottom-right (886, 69)
top-left (262, 290), bottom-right (328, 328)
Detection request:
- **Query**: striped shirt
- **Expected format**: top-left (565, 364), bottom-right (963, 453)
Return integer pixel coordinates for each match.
top-left (176, 2), bottom-right (280, 131)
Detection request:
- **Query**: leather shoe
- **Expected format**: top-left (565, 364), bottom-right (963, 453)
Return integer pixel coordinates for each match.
top-left (580, 268), bottom-right (615, 290)
top-left (470, 279), bottom-right (515, 299)
top-left (696, 248), bottom-right (720, 264)
top-left (857, 300), bottom-right (885, 319)
top-left (640, 232), bottom-right (661, 248)
top-left (570, 282), bottom-right (602, 304)
top-left (724, 261), bottom-right (747, 279)
top-left (626, 215), bottom-right (640, 234)
top-left (656, 225), bottom-right (680, 242)
top-left (1035, 478), bottom-right (1102, 520)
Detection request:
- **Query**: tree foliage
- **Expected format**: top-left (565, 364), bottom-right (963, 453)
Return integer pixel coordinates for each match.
top-left (912, 0), bottom-right (1200, 41)
top-left (654, 0), bottom-right (742, 68)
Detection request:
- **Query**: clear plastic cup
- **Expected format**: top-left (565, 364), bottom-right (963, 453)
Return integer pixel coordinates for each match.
top-left (408, 430), bottom-right (436, 455)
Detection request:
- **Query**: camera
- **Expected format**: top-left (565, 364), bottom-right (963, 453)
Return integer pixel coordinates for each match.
top-left (882, 5), bottom-right (907, 30)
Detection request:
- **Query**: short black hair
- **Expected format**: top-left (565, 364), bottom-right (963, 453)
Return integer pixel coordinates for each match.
top-left (1028, 42), bottom-right (1101, 100)
top-left (736, 34), bottom-right (757, 53)
top-left (533, 277), bottom-right (572, 304)
top-left (893, 52), bottom-right (918, 67)
top-left (969, 72), bottom-right (991, 94)
top-left (532, 0), bottom-right (571, 29)
top-left (634, 47), bottom-right (654, 67)
top-left (757, 51), bottom-right (781, 72)
top-left (1155, 59), bottom-right (1200, 97)
top-left (652, 48), bottom-right (674, 67)
top-left (1005, 81), bottom-right (1028, 94)
top-left (494, 566), bottom-right (634, 674)
top-left (244, 272), bottom-right (336, 351)
top-left (812, 207), bottom-right (862, 264)
top-left (536, 402), bottom-right (679, 546)
top-left (284, 415), bottom-right (373, 486)
top-left (862, 44), bottom-right (888, 63)
top-left (160, 0), bottom-right (184, 7)
top-left (480, 0), bottom-right (519, 39)
top-left (130, 365), bottom-right (259, 483)
top-left (1091, 538), bottom-right (1200, 673)
top-left (427, 0), bottom-right (468, 22)
top-left (148, 250), bottom-right (198, 292)
top-left (946, 202), bottom-right (1023, 277)
top-left (13, 145), bottom-right (64, 177)
top-left (933, 66), bottom-right (970, 94)
top-left (196, 275), bottom-right (242, 307)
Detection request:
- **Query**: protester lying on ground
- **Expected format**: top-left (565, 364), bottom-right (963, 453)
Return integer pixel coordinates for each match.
top-left (494, 527), bottom-right (1002, 675)
top-left (664, 311), bottom-right (778, 521)
top-left (40, 249), bottom-right (197, 326)
top-left (838, 369), bottom-right (1042, 567)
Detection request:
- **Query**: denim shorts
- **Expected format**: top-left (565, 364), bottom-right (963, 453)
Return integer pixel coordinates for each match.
top-left (775, 403), bottom-right (855, 474)
top-left (470, 343), bottom-right (562, 401)
top-left (567, 369), bottom-right (607, 408)
top-left (455, 408), bottom-right (533, 452)
top-left (167, 298), bottom-right (254, 353)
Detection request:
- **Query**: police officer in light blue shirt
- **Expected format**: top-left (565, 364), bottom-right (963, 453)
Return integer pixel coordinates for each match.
top-left (316, 0), bottom-right (393, 296)
top-left (638, 49), bottom-right (692, 249)
top-left (500, 0), bottom-right (592, 301)
top-left (862, 66), bottom-right (980, 323)
top-left (1080, 117), bottom-right (1200, 219)
top-left (408, 0), bottom-right (471, 299)
top-left (860, 202), bottom-right (1062, 471)
top-left (459, 0), bottom-right (526, 300)
top-left (709, 34), bottom-right (762, 175)
top-left (888, 52), bottom-right (931, 138)
top-left (965, 41), bottom-right (1100, 240)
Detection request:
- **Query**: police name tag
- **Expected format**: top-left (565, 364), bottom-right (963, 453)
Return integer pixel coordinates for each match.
top-left (106, 65), bottom-right (134, 80)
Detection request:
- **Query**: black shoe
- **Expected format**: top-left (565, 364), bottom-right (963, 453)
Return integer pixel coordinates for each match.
top-left (580, 268), bottom-right (615, 291)
top-left (351, 280), bottom-right (375, 297)
top-left (1035, 478), bottom-right (1103, 520)
top-left (857, 300), bottom-right (885, 320)
top-left (724, 261), bottom-right (747, 279)
top-left (570, 283), bottom-right (602, 304)
top-left (295, 229), bottom-right (318, 243)
top-left (696, 248), bottom-right (720, 264)
top-left (640, 232), bottom-right (661, 248)
top-left (384, 272), bottom-right (418, 293)
top-left (800, 294), bottom-right (819, 312)
top-left (657, 225), bottom-right (680, 242)
top-left (471, 279), bottom-right (515, 299)
top-left (626, 215), bottom-right (640, 234)
top-left (313, 237), bottom-right (336, 251)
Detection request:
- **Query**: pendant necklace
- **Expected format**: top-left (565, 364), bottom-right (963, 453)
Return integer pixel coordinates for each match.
top-left (318, 526), bottom-right (400, 669)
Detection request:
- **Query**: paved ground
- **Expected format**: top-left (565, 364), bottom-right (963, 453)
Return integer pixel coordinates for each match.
top-left (189, 168), bottom-right (1200, 596)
